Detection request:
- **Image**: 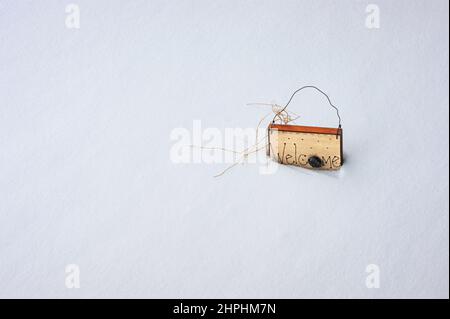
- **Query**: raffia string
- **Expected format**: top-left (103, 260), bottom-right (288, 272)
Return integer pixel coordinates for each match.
top-left (190, 103), bottom-right (300, 177)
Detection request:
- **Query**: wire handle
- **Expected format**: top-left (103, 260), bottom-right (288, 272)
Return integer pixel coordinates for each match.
top-left (272, 86), bottom-right (342, 129)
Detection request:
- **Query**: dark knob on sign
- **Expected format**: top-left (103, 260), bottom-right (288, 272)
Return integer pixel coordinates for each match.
top-left (308, 156), bottom-right (323, 168)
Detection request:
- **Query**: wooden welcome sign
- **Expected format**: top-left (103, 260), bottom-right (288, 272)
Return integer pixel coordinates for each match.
top-left (267, 86), bottom-right (343, 170)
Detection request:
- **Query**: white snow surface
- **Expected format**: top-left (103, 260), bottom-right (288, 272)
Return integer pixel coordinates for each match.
top-left (0, 0), bottom-right (448, 298)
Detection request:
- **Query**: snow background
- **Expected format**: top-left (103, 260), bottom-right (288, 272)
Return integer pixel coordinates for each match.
top-left (0, 0), bottom-right (448, 298)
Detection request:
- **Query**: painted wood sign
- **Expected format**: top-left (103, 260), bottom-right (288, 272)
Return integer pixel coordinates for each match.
top-left (267, 86), bottom-right (343, 170)
top-left (267, 124), bottom-right (343, 170)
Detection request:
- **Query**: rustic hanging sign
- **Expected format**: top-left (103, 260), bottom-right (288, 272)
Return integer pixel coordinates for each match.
top-left (267, 86), bottom-right (343, 170)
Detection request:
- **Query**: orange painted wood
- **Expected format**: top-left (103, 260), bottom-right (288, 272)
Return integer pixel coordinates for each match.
top-left (269, 124), bottom-right (342, 135)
